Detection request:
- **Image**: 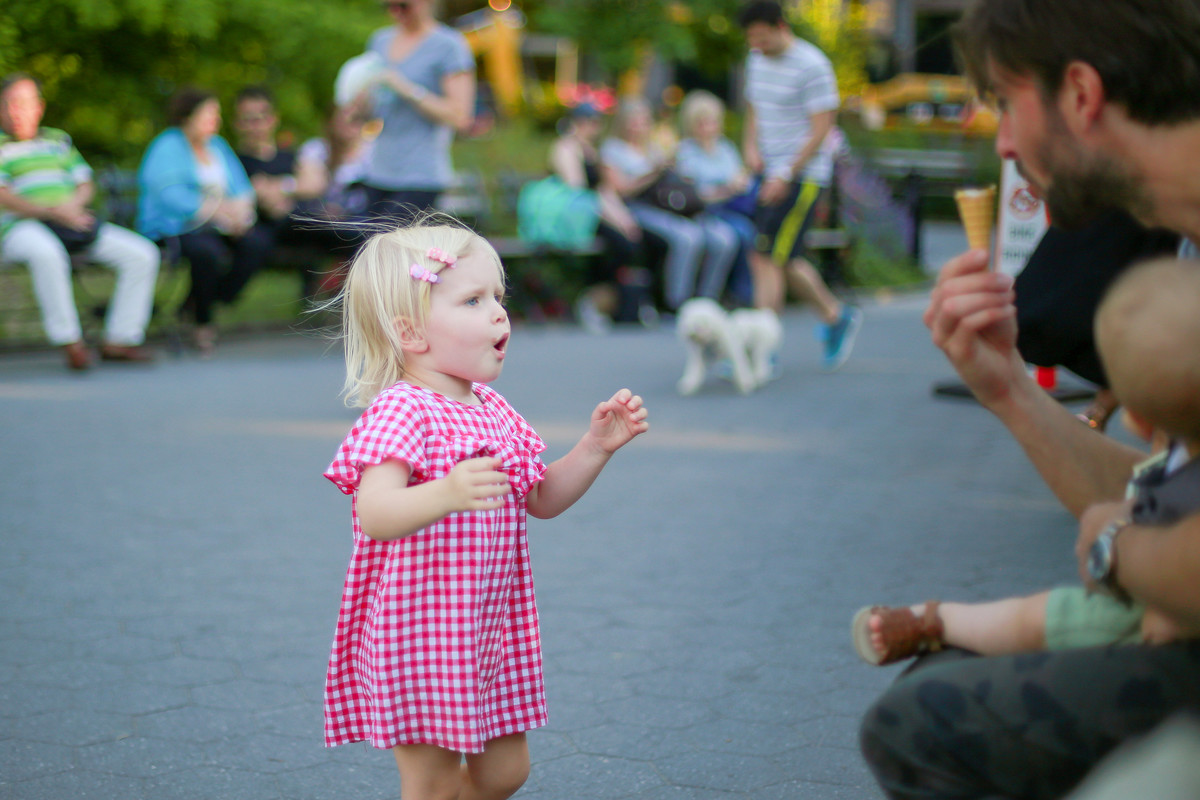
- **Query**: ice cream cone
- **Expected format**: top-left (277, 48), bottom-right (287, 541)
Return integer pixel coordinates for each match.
top-left (955, 185), bottom-right (996, 252)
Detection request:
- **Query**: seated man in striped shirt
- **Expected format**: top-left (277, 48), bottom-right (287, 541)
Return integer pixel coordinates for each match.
top-left (0, 73), bottom-right (159, 370)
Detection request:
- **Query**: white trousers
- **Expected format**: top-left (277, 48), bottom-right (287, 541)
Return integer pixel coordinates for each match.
top-left (1, 219), bottom-right (160, 345)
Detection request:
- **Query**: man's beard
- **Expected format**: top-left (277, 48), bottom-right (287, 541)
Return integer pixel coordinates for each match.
top-left (1043, 155), bottom-right (1151, 230)
top-left (1037, 109), bottom-right (1153, 230)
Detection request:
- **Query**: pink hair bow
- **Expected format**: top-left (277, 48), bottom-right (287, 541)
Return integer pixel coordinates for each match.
top-left (427, 247), bottom-right (457, 266)
top-left (410, 264), bottom-right (440, 284)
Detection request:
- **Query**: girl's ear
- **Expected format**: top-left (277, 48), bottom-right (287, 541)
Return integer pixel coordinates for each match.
top-left (394, 316), bottom-right (428, 354)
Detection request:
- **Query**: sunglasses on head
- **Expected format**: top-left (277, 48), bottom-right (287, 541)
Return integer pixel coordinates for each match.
top-left (382, 0), bottom-right (410, 9)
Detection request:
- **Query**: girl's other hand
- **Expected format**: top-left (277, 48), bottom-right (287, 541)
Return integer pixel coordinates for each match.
top-left (588, 389), bottom-right (649, 454)
top-left (444, 456), bottom-right (511, 512)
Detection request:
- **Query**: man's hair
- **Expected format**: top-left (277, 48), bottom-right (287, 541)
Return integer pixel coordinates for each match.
top-left (955, 0), bottom-right (1200, 125)
top-left (166, 86), bottom-right (217, 127)
top-left (738, 0), bottom-right (785, 29)
top-left (235, 85), bottom-right (274, 108)
top-left (0, 72), bottom-right (40, 100)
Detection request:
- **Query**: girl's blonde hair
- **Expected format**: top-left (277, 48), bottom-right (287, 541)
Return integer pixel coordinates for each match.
top-left (332, 215), bottom-right (504, 407)
top-left (679, 90), bottom-right (725, 138)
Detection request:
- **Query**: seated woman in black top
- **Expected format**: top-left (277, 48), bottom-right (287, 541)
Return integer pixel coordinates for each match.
top-left (549, 102), bottom-right (659, 330)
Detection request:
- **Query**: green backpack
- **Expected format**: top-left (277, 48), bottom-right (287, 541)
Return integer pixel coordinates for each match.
top-left (517, 176), bottom-right (600, 249)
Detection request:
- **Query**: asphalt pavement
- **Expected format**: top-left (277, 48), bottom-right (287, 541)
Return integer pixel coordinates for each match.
top-left (0, 284), bottom-right (1094, 799)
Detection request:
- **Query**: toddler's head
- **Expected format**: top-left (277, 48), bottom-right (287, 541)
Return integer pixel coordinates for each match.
top-left (1095, 256), bottom-right (1200, 451)
top-left (337, 217), bottom-right (504, 406)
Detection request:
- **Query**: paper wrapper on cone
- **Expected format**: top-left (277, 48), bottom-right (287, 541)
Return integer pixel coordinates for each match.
top-left (955, 186), bottom-right (996, 252)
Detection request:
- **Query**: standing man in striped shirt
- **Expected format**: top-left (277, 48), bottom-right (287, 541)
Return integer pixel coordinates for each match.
top-left (739, 0), bottom-right (861, 372)
top-left (0, 73), bottom-right (159, 370)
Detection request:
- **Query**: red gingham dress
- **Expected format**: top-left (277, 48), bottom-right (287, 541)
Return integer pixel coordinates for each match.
top-left (323, 382), bottom-right (548, 752)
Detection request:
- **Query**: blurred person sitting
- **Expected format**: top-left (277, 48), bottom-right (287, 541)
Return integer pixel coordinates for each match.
top-left (675, 89), bottom-right (758, 308)
top-left (136, 87), bottom-right (264, 357)
top-left (293, 104), bottom-right (378, 298)
top-left (0, 73), bottom-right (159, 370)
top-left (600, 96), bottom-right (739, 312)
top-left (296, 103), bottom-right (376, 223)
top-left (233, 86), bottom-right (353, 299)
top-left (547, 101), bottom-right (658, 331)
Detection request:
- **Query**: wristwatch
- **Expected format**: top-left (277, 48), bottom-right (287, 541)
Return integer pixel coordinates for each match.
top-left (1087, 516), bottom-right (1133, 604)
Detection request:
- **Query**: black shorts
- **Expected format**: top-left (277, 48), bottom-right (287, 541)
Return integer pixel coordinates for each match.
top-left (753, 180), bottom-right (825, 264)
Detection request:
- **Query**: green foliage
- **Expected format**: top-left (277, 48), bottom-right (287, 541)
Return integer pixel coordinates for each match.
top-left (788, 0), bottom-right (870, 99)
top-left (844, 239), bottom-right (925, 289)
top-left (532, 0), bottom-right (746, 78)
top-left (1, 0), bottom-right (385, 165)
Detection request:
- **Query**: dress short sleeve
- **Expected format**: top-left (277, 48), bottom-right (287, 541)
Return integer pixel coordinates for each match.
top-left (324, 385), bottom-right (430, 494)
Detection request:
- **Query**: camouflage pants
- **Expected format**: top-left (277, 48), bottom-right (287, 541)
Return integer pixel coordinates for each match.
top-left (859, 641), bottom-right (1200, 799)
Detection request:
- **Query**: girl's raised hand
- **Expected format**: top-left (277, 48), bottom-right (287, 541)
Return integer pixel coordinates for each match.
top-left (588, 389), bottom-right (649, 454)
top-left (443, 456), bottom-right (511, 512)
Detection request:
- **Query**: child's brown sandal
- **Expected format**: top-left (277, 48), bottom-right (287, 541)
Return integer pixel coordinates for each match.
top-left (851, 602), bottom-right (944, 666)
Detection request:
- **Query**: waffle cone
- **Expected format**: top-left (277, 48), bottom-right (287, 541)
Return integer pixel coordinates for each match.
top-left (955, 186), bottom-right (996, 252)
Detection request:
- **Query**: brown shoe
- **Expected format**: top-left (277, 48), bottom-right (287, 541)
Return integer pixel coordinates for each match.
top-left (100, 343), bottom-right (155, 363)
top-left (63, 341), bottom-right (92, 371)
top-left (851, 602), bottom-right (944, 666)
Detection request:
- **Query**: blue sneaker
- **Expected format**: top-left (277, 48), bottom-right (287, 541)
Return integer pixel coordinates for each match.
top-left (819, 306), bottom-right (862, 371)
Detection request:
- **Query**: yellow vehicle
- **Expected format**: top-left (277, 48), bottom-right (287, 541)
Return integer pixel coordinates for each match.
top-left (457, 7), bottom-right (579, 119)
top-left (856, 73), bottom-right (998, 137)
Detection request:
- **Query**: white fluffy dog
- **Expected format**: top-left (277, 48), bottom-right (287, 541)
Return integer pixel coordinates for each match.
top-left (676, 298), bottom-right (782, 395)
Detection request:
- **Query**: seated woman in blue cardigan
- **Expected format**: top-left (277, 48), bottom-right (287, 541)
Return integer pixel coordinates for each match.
top-left (137, 87), bottom-right (269, 356)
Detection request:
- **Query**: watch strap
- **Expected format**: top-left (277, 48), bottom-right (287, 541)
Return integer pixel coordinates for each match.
top-left (1097, 516), bottom-right (1134, 604)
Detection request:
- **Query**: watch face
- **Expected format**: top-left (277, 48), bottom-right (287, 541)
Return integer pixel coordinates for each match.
top-left (1088, 535), bottom-right (1112, 582)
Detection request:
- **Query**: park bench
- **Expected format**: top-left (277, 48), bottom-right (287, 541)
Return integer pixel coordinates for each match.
top-left (860, 146), bottom-right (983, 262)
top-left (865, 147), bottom-right (977, 187)
top-left (0, 165), bottom-right (591, 345)
top-left (486, 169), bottom-right (854, 313)
top-left (488, 170), bottom-right (608, 320)
top-left (0, 166), bottom-right (354, 347)
top-left (0, 167), bottom-right (186, 346)
top-left (491, 168), bottom-right (848, 258)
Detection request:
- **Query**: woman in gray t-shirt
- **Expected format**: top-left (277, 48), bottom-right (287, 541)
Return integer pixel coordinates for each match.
top-left (358, 0), bottom-right (475, 220)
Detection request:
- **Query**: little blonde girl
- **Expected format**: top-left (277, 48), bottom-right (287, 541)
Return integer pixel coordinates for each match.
top-left (322, 219), bottom-right (649, 799)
